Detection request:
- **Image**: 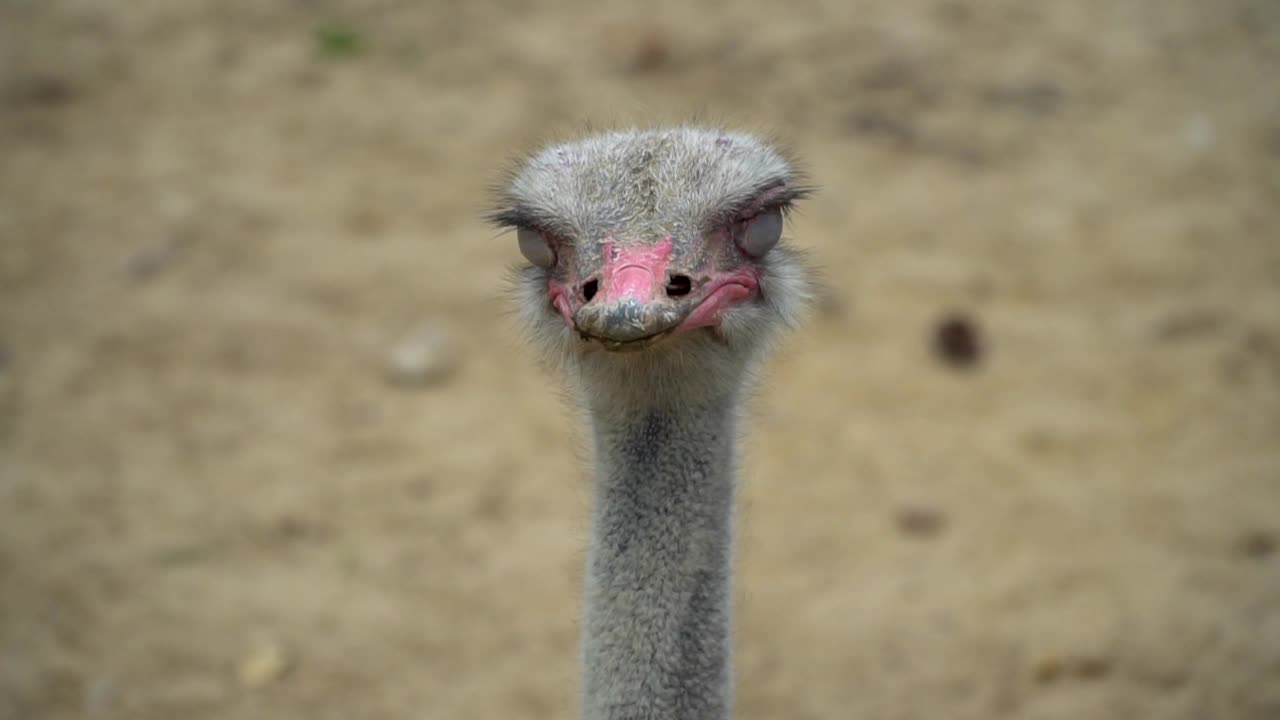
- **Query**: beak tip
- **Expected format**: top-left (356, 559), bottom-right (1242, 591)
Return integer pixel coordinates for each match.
top-left (573, 298), bottom-right (687, 346)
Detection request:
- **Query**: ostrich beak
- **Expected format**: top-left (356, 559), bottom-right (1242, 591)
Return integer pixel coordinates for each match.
top-left (574, 297), bottom-right (687, 350)
top-left (572, 240), bottom-right (684, 350)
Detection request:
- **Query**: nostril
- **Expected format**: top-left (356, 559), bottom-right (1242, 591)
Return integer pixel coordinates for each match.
top-left (582, 279), bottom-right (599, 302)
top-left (665, 275), bottom-right (692, 298)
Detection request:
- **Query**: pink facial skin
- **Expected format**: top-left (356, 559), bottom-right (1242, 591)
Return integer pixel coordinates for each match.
top-left (600, 239), bottom-right (674, 303)
top-left (548, 280), bottom-right (574, 327)
top-left (678, 268), bottom-right (759, 331)
top-left (545, 235), bottom-right (759, 337)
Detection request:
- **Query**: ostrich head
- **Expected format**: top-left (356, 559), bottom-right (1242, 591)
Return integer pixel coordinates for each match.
top-left (493, 127), bottom-right (812, 407)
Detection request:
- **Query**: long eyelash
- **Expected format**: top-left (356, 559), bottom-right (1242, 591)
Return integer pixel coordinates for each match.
top-left (487, 205), bottom-right (540, 229)
top-left (711, 181), bottom-right (812, 230)
top-left (487, 204), bottom-right (579, 247)
top-left (762, 184), bottom-right (814, 217)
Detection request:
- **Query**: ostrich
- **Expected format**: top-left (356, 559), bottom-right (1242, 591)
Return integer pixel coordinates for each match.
top-left (492, 126), bottom-right (812, 720)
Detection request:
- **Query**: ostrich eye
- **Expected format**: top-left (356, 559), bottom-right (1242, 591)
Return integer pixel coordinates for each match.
top-left (736, 208), bottom-right (783, 257)
top-left (517, 227), bottom-right (556, 268)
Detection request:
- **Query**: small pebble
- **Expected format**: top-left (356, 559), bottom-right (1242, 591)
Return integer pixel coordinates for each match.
top-left (1182, 112), bottom-right (1217, 154)
top-left (271, 512), bottom-right (328, 542)
top-left (895, 505), bottom-right (947, 538)
top-left (1236, 530), bottom-right (1277, 559)
top-left (121, 238), bottom-right (183, 281)
top-left (0, 342), bottom-right (14, 439)
top-left (1153, 308), bottom-right (1224, 341)
top-left (237, 640), bottom-right (291, 688)
top-left (1032, 654), bottom-right (1112, 684)
top-left (384, 324), bottom-right (457, 387)
top-left (1074, 656), bottom-right (1112, 679)
top-left (845, 109), bottom-right (917, 146)
top-left (627, 28), bottom-right (671, 73)
top-left (121, 250), bottom-right (170, 280)
top-left (932, 312), bottom-right (982, 368)
top-left (83, 676), bottom-right (115, 716)
top-left (9, 75), bottom-right (74, 106)
top-left (1033, 656), bottom-right (1063, 684)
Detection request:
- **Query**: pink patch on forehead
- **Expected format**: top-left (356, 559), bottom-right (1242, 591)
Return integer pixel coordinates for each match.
top-left (600, 238), bottom-right (674, 303)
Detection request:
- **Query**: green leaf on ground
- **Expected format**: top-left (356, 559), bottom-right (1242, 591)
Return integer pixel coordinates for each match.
top-left (316, 25), bottom-right (363, 59)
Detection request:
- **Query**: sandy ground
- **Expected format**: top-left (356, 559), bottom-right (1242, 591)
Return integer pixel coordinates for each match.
top-left (2, 1), bottom-right (1279, 718)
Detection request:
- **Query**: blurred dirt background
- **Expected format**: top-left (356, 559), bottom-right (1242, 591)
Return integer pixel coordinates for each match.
top-left (2, 1), bottom-right (1279, 718)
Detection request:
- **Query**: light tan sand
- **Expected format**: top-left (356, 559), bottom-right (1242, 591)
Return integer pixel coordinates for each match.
top-left (2, 2), bottom-right (1278, 718)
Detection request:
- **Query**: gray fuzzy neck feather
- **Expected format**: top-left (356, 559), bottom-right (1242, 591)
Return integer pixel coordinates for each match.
top-left (580, 391), bottom-right (741, 720)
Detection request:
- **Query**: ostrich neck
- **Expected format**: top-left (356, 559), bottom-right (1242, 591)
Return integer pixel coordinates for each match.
top-left (580, 391), bottom-right (740, 720)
